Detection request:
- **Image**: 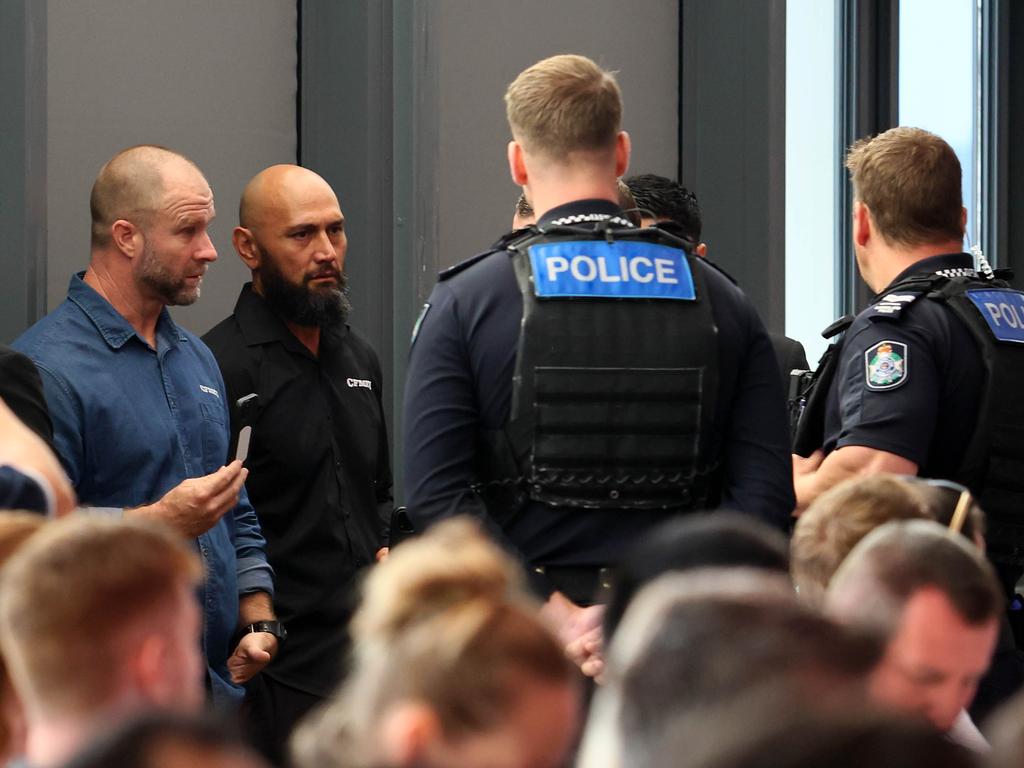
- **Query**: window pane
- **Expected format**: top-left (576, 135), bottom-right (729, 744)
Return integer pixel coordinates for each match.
top-left (785, 0), bottom-right (838, 364)
top-left (899, 0), bottom-right (977, 245)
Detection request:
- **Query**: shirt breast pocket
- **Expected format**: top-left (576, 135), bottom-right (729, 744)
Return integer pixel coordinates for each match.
top-left (199, 400), bottom-right (230, 466)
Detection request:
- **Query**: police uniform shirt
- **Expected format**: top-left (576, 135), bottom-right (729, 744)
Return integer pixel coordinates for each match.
top-left (204, 284), bottom-right (392, 697)
top-left (402, 199), bottom-right (794, 583)
top-left (822, 253), bottom-right (984, 478)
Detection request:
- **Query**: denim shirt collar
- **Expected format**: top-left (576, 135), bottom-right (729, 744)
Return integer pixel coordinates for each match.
top-left (66, 271), bottom-right (188, 351)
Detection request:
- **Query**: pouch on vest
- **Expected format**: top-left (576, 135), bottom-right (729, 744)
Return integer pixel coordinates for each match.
top-left (792, 316), bottom-right (853, 457)
top-left (487, 223), bottom-right (720, 512)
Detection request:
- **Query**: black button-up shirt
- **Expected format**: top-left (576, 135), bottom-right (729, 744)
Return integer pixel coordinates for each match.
top-left (204, 283), bottom-right (392, 696)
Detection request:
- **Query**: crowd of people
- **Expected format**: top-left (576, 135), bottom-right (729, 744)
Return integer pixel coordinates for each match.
top-left (0, 51), bottom-right (1023, 767)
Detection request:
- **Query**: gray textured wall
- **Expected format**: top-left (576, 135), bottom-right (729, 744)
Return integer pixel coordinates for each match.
top-left (45, 0), bottom-right (297, 335)
top-left (429, 0), bottom-right (680, 276)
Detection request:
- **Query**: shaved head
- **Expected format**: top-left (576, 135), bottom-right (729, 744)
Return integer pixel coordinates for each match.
top-left (90, 145), bottom-right (204, 248)
top-left (233, 165), bottom-right (349, 328)
top-left (238, 164), bottom-right (337, 231)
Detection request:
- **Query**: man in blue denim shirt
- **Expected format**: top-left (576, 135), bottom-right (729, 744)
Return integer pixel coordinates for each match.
top-left (14, 145), bottom-right (277, 707)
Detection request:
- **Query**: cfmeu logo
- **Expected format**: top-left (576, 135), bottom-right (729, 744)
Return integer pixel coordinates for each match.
top-left (347, 378), bottom-right (372, 390)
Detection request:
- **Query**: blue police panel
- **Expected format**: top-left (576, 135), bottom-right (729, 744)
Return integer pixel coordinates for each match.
top-left (967, 289), bottom-right (1024, 344)
top-left (528, 241), bottom-right (696, 300)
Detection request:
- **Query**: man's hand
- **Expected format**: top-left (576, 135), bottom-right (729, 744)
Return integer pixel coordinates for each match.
top-left (566, 625), bottom-right (605, 682)
top-left (792, 450), bottom-right (825, 516)
top-left (128, 460), bottom-right (248, 537)
top-left (542, 592), bottom-right (606, 676)
top-left (227, 631), bottom-right (278, 684)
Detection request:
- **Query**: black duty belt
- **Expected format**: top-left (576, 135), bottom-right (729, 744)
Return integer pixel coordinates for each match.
top-left (534, 565), bottom-right (614, 606)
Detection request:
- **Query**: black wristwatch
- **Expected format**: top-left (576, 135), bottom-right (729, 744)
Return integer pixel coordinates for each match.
top-left (237, 620), bottom-right (287, 644)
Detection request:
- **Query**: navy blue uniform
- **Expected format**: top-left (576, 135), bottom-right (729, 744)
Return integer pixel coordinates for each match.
top-left (403, 200), bottom-right (794, 589)
top-left (822, 254), bottom-right (984, 478)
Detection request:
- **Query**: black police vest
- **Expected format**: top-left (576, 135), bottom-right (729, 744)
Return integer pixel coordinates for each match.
top-left (478, 222), bottom-right (721, 512)
top-left (796, 270), bottom-right (1024, 566)
top-left (926, 276), bottom-right (1024, 566)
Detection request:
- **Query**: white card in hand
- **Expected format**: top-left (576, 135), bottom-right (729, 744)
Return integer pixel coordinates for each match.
top-left (235, 425), bottom-right (252, 463)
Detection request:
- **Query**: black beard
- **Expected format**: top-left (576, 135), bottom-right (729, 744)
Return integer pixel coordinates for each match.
top-left (259, 256), bottom-right (352, 328)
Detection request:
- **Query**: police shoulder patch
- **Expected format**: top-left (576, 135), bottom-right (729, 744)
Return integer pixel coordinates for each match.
top-left (864, 340), bottom-right (908, 391)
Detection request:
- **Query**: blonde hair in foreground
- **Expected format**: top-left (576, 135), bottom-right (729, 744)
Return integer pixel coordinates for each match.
top-left (292, 517), bottom-right (573, 768)
top-left (0, 516), bottom-right (201, 717)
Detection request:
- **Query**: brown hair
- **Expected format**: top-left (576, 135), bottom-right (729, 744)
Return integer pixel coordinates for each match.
top-left (505, 54), bottom-right (622, 160)
top-left (0, 516), bottom-right (202, 716)
top-left (292, 518), bottom-right (574, 768)
top-left (791, 476), bottom-right (931, 607)
top-left (90, 145), bottom-right (202, 248)
top-left (827, 519), bottom-right (1002, 636)
top-left (845, 127), bottom-right (964, 247)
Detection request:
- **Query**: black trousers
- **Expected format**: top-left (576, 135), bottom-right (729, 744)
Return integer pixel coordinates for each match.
top-left (243, 674), bottom-right (325, 768)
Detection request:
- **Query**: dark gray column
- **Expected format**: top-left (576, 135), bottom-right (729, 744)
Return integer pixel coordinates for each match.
top-left (680, 0), bottom-right (787, 331)
top-left (0, 0), bottom-right (47, 342)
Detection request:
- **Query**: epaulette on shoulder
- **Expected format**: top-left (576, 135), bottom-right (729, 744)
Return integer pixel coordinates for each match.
top-left (439, 248), bottom-right (502, 282)
top-left (698, 257), bottom-right (739, 286)
top-left (864, 288), bottom-right (927, 321)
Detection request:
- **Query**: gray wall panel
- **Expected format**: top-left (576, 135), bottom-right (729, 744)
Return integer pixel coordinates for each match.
top-left (681, 0), bottom-right (787, 331)
top-left (45, 0), bottom-right (297, 335)
top-left (429, 0), bottom-right (680, 277)
top-left (0, 0), bottom-right (47, 343)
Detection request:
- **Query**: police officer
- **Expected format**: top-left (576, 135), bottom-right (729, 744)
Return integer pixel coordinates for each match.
top-left (794, 127), bottom-right (996, 510)
top-left (402, 54), bottom-right (793, 668)
top-left (792, 126), bottom-right (1024, 716)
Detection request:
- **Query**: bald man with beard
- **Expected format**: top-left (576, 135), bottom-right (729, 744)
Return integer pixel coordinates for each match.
top-left (203, 165), bottom-right (392, 764)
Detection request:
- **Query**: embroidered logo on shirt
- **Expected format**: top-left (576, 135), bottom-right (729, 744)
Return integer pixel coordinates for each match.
top-left (199, 384), bottom-right (220, 398)
top-left (864, 341), bottom-right (908, 391)
top-left (347, 378), bottom-right (372, 390)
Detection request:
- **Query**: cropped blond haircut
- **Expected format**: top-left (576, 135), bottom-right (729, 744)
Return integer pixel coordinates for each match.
top-left (292, 517), bottom-right (574, 768)
top-left (0, 516), bottom-right (202, 716)
top-left (791, 476), bottom-right (931, 607)
top-left (505, 54), bottom-right (622, 160)
top-left (845, 127), bottom-right (964, 247)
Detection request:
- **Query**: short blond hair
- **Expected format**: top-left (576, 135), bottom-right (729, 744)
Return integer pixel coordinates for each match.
top-left (90, 144), bottom-right (202, 248)
top-left (845, 127), bottom-right (963, 247)
top-left (791, 476), bottom-right (931, 607)
top-left (505, 54), bottom-right (622, 160)
top-left (0, 517), bottom-right (202, 716)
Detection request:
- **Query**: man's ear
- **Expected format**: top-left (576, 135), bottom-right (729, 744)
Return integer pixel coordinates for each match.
top-left (852, 201), bottom-right (872, 247)
top-left (379, 702), bottom-right (442, 767)
top-left (131, 633), bottom-right (172, 707)
top-left (694, 242), bottom-right (708, 258)
top-left (233, 227), bottom-right (260, 270)
top-left (960, 206), bottom-right (968, 237)
top-left (111, 220), bottom-right (142, 259)
top-left (614, 131), bottom-right (631, 178)
top-left (508, 140), bottom-right (528, 186)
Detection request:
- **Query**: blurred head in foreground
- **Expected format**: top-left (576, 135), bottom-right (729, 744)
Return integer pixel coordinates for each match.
top-left (292, 518), bottom-right (579, 768)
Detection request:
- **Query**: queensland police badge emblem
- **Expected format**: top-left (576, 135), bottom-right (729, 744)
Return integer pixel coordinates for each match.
top-left (864, 340), bottom-right (907, 391)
